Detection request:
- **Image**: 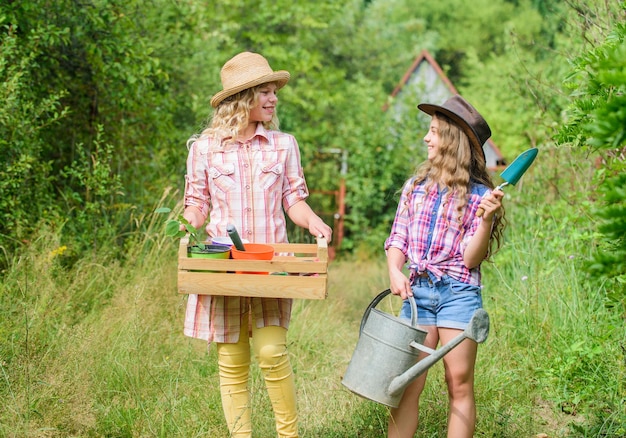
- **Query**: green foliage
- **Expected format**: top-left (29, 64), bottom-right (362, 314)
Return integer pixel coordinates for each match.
top-left (351, 0), bottom-right (561, 90)
top-left (557, 10), bottom-right (626, 307)
top-left (155, 207), bottom-right (205, 249)
top-left (0, 24), bottom-right (69, 253)
top-left (589, 169), bottom-right (626, 305)
top-left (543, 339), bottom-right (611, 413)
top-left (0, 0), bottom-right (208, 260)
top-left (478, 145), bottom-right (625, 436)
top-left (59, 125), bottom-right (125, 258)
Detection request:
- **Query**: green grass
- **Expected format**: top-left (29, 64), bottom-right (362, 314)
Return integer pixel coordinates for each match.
top-left (1, 150), bottom-right (625, 437)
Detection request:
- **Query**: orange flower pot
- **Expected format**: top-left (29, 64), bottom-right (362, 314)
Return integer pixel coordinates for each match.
top-left (230, 243), bottom-right (274, 274)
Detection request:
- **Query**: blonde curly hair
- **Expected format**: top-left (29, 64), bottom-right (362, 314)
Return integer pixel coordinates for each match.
top-left (188, 83), bottom-right (280, 147)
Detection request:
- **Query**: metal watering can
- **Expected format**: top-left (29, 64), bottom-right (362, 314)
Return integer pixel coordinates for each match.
top-left (341, 289), bottom-right (490, 408)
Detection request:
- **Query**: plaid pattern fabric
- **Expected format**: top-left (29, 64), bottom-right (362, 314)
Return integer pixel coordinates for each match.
top-left (385, 178), bottom-right (490, 286)
top-left (183, 124), bottom-right (308, 343)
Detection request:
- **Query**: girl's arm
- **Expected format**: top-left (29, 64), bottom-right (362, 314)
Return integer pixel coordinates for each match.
top-left (386, 179), bottom-right (414, 299)
top-left (463, 189), bottom-right (503, 268)
top-left (181, 140), bottom-right (210, 230)
top-left (387, 247), bottom-right (412, 299)
top-left (286, 200), bottom-right (333, 242)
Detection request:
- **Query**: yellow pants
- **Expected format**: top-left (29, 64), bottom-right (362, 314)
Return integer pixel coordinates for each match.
top-left (217, 314), bottom-right (298, 438)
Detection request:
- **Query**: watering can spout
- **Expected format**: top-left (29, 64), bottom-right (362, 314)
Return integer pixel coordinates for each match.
top-left (388, 308), bottom-right (490, 398)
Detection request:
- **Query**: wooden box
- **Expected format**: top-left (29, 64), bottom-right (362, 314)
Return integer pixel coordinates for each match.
top-left (177, 237), bottom-right (328, 299)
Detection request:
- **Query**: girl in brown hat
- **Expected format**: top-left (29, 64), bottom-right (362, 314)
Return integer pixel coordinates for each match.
top-left (385, 95), bottom-right (505, 438)
top-left (180, 52), bottom-right (332, 438)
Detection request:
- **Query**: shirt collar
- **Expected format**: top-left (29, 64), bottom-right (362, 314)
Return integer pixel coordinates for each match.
top-left (219, 124), bottom-right (272, 151)
top-left (246, 123), bottom-right (270, 143)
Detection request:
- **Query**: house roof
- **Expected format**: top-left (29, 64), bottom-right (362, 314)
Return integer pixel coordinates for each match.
top-left (385, 49), bottom-right (506, 169)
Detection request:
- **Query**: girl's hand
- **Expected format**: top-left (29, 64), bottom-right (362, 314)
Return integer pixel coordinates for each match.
top-left (308, 216), bottom-right (333, 242)
top-left (286, 200), bottom-right (332, 241)
top-left (389, 268), bottom-right (412, 300)
top-left (387, 247), bottom-right (411, 299)
top-left (478, 189), bottom-right (504, 222)
top-left (464, 188), bottom-right (504, 268)
top-left (181, 206), bottom-right (205, 231)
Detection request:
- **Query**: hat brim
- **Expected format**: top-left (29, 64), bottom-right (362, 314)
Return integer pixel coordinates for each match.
top-left (210, 71), bottom-right (290, 108)
top-left (418, 103), bottom-right (486, 160)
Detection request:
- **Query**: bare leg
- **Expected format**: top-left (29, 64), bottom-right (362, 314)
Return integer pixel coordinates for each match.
top-left (388, 325), bottom-right (439, 438)
top-left (439, 328), bottom-right (478, 438)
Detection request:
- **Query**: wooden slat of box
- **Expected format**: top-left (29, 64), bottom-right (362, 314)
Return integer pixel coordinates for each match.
top-left (177, 237), bottom-right (328, 299)
top-left (178, 272), bottom-right (327, 299)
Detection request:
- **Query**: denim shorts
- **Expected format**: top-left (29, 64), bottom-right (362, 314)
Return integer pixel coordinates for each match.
top-left (399, 274), bottom-right (483, 330)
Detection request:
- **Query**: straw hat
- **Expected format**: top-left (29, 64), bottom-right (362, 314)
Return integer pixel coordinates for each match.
top-left (210, 52), bottom-right (290, 108)
top-left (418, 95), bottom-right (490, 161)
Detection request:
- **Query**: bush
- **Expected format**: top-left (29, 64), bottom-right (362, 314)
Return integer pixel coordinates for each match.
top-left (558, 17), bottom-right (626, 309)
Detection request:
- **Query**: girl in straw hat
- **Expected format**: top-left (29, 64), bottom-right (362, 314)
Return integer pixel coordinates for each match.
top-left (385, 95), bottom-right (505, 438)
top-left (181, 52), bottom-right (332, 438)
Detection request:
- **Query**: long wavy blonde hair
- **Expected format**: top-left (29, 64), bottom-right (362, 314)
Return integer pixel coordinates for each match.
top-left (411, 112), bottom-right (506, 258)
top-left (187, 83), bottom-right (280, 147)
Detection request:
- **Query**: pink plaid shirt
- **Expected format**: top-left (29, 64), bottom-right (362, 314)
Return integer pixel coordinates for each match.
top-left (385, 178), bottom-right (490, 286)
top-left (183, 124), bottom-right (309, 343)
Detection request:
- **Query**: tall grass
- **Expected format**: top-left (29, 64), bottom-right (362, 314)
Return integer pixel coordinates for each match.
top-left (1, 148), bottom-right (624, 437)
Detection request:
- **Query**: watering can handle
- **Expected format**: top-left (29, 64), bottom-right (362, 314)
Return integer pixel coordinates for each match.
top-left (359, 289), bottom-right (419, 335)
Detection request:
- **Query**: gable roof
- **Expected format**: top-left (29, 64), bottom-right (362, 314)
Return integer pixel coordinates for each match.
top-left (385, 49), bottom-right (506, 169)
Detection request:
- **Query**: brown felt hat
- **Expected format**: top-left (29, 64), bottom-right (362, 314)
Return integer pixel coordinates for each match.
top-left (210, 52), bottom-right (290, 108)
top-left (418, 95), bottom-right (490, 161)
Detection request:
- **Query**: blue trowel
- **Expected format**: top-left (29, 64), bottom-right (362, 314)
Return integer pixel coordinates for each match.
top-left (477, 147), bottom-right (538, 217)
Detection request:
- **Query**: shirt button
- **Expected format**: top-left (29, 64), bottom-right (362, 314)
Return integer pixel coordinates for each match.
top-left (246, 185), bottom-right (250, 189)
